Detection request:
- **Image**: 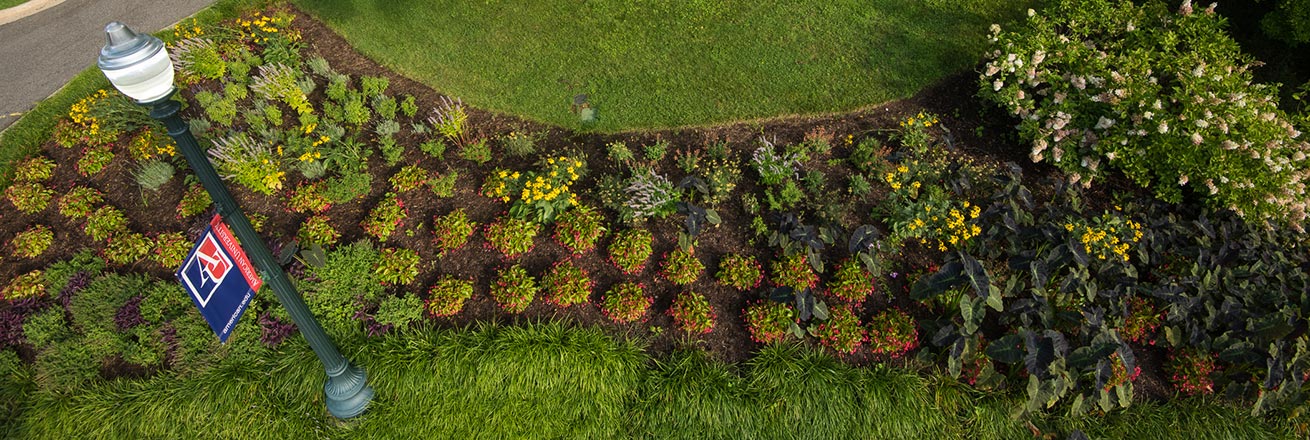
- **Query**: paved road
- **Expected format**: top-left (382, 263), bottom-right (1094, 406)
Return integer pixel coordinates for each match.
top-left (0, 0), bottom-right (215, 132)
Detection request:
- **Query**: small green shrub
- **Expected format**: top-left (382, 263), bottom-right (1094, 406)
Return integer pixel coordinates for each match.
top-left (661, 247), bottom-right (704, 286)
top-left (151, 232), bottom-right (191, 268)
top-left (105, 232), bottom-right (151, 265)
top-left (133, 159), bottom-right (175, 191)
top-left (324, 171), bottom-right (372, 204)
top-left (553, 204), bottom-right (606, 254)
top-left (643, 140), bottom-right (669, 162)
top-left (771, 254), bottom-right (818, 291)
top-left (867, 308), bottom-right (918, 358)
top-left (374, 294), bottom-right (423, 329)
top-left (400, 94), bottom-right (418, 118)
top-left (419, 139), bottom-right (447, 159)
top-left (5, 182), bottom-right (54, 214)
top-left (2, 270), bottom-right (45, 301)
top-left (176, 184), bottom-right (213, 218)
top-left (298, 214), bottom-right (341, 246)
top-left (85, 205), bottom-right (128, 241)
top-left (22, 307), bottom-right (68, 347)
top-left (670, 291), bottom-right (715, 334)
top-left (287, 181), bottom-right (333, 214)
top-left (811, 305), bottom-right (864, 354)
top-left (717, 254), bottom-right (763, 290)
top-left (483, 216), bottom-right (540, 258)
top-left (459, 138), bottom-right (492, 164)
top-left (601, 282), bottom-right (650, 323)
top-left (304, 242), bottom-right (383, 328)
top-left (827, 259), bottom-right (875, 305)
top-left (13, 156), bottom-right (56, 182)
top-left (389, 165), bottom-right (429, 193)
top-left (58, 186), bottom-right (103, 219)
top-left (426, 275), bottom-right (474, 317)
top-left (374, 247), bottom-right (420, 285)
top-left (429, 96), bottom-right (471, 148)
top-left (491, 265), bottom-right (537, 313)
top-left (10, 224), bottom-right (54, 258)
top-left (606, 141), bottom-right (634, 164)
top-left (361, 193), bottom-right (408, 241)
top-left (208, 133), bottom-right (284, 195)
top-left (360, 75), bottom-right (390, 97)
top-left (541, 260), bottom-right (592, 307)
top-left (372, 95), bottom-right (398, 121)
top-left (428, 170), bottom-right (458, 198)
top-left (433, 209), bottom-right (476, 255)
top-left (499, 131), bottom-right (541, 157)
top-left (744, 301), bottom-right (795, 344)
top-left (608, 229), bottom-right (652, 274)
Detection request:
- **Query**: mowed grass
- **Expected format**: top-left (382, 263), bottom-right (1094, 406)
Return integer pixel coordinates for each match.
top-left (292, 0), bottom-right (1033, 131)
top-left (0, 0), bottom-right (29, 11)
top-left (4, 323), bottom-right (1297, 439)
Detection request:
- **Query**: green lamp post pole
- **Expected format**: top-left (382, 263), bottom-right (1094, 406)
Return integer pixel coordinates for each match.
top-left (97, 21), bottom-right (373, 419)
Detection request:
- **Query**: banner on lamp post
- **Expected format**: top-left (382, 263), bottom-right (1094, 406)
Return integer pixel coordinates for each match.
top-left (176, 214), bottom-right (263, 343)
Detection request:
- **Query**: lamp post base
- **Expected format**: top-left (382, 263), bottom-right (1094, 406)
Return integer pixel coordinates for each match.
top-left (325, 363), bottom-right (373, 419)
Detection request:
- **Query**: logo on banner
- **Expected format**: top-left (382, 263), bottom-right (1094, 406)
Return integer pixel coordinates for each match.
top-left (181, 233), bottom-right (234, 307)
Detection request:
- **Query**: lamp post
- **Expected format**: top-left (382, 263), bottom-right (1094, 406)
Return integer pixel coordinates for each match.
top-left (97, 22), bottom-right (373, 419)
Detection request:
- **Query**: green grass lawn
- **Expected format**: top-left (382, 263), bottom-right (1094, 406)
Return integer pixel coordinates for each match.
top-left (0, 0), bottom-right (29, 10)
top-left (293, 0), bottom-right (1032, 131)
top-left (3, 323), bottom-right (1295, 439)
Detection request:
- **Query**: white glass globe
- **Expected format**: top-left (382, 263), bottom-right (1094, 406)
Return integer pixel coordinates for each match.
top-left (101, 48), bottom-right (174, 103)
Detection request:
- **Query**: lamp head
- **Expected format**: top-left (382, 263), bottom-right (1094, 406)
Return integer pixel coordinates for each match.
top-left (98, 22), bottom-right (174, 103)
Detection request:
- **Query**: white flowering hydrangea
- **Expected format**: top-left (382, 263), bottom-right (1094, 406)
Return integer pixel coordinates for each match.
top-left (979, 0), bottom-right (1310, 229)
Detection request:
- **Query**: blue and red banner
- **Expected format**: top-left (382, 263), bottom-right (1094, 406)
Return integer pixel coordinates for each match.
top-left (176, 215), bottom-right (263, 343)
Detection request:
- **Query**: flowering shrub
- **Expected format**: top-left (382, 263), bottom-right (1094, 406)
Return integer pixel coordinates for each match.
top-left (298, 214), bottom-right (340, 246)
top-left (867, 308), bottom-right (918, 358)
top-left (621, 169), bottom-right (679, 221)
top-left (1064, 212), bottom-right (1144, 262)
top-left (1121, 296), bottom-right (1163, 344)
top-left (482, 156), bottom-right (585, 223)
top-left (10, 225), bottom-right (54, 258)
top-left (85, 205), bottom-right (128, 241)
top-left (433, 209), bottom-right (477, 256)
top-left (601, 282), bottom-right (651, 323)
top-left (981, 0), bottom-right (1310, 227)
top-left (491, 265), bottom-right (537, 313)
top-left (389, 165), bottom-right (430, 193)
top-left (125, 127), bottom-right (177, 161)
top-left (716, 254), bottom-right (763, 290)
top-left (374, 247), bottom-right (420, 285)
top-left (209, 133), bottom-right (285, 195)
top-left (1, 270), bottom-right (45, 301)
top-left (608, 229), bottom-right (653, 274)
top-left (151, 232), bottom-right (191, 268)
top-left (105, 232), bottom-right (151, 265)
top-left (670, 291), bottom-right (715, 334)
top-left (660, 247), bottom-right (704, 285)
top-left (426, 275), bottom-right (474, 317)
top-left (883, 160), bottom-right (981, 252)
top-left (827, 259), bottom-right (874, 305)
top-left (429, 96), bottom-right (472, 149)
top-left (751, 137), bottom-right (799, 186)
top-left (361, 193), bottom-right (407, 241)
top-left (770, 254), bottom-right (818, 291)
top-left (13, 156), bottom-right (56, 183)
top-left (744, 301), bottom-right (795, 344)
top-left (287, 181), bottom-right (333, 214)
top-left (1167, 349), bottom-right (1217, 396)
top-left (58, 89), bottom-right (122, 148)
top-left (5, 182), bottom-right (54, 214)
top-left (58, 186), bottom-right (102, 219)
top-left (177, 184), bottom-right (212, 218)
top-left (483, 216), bottom-right (540, 259)
top-left (553, 204), bottom-right (606, 254)
top-left (541, 260), bottom-right (592, 307)
top-left (811, 305), bottom-right (864, 354)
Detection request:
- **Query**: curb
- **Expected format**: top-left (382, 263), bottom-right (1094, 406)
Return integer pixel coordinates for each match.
top-left (0, 0), bottom-right (65, 27)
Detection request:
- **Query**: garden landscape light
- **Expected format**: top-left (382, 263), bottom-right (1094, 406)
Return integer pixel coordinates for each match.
top-left (98, 21), bottom-right (373, 419)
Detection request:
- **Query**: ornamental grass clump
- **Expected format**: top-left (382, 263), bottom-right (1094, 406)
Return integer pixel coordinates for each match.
top-left (716, 253), bottom-right (763, 290)
top-left (553, 204), bottom-right (606, 254)
top-left (770, 254), bottom-right (818, 291)
top-left (981, 0), bottom-right (1310, 228)
top-left (601, 282), bottom-right (651, 323)
top-left (491, 265), bottom-right (537, 313)
top-left (541, 260), bottom-right (592, 307)
top-left (827, 259), bottom-right (875, 305)
top-left (811, 305), bottom-right (864, 354)
top-left (670, 291), bottom-right (715, 334)
top-left (426, 275), bottom-right (474, 317)
top-left (660, 247), bottom-right (704, 286)
top-left (867, 308), bottom-right (919, 358)
top-left (433, 209), bottom-right (477, 256)
top-left (608, 229), bottom-right (653, 274)
top-left (483, 216), bottom-right (540, 259)
top-left (744, 301), bottom-right (795, 344)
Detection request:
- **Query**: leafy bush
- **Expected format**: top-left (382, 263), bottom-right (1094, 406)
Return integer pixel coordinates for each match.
top-left (716, 253), bottom-right (763, 290)
top-left (770, 254), bottom-right (818, 291)
top-left (827, 259), bottom-right (874, 305)
top-left (22, 307), bottom-right (68, 347)
top-left (981, 0), bottom-right (1310, 227)
top-left (866, 308), bottom-right (918, 358)
top-left (541, 260), bottom-right (592, 307)
top-left (432, 209), bottom-right (476, 255)
top-left (1167, 349), bottom-right (1217, 396)
top-left (390, 165), bottom-right (429, 193)
top-left (208, 133), bottom-right (285, 195)
top-left (883, 160), bottom-right (981, 252)
top-left (643, 140), bottom-right (669, 162)
top-left (419, 139), bottom-right (447, 159)
top-left (177, 184), bottom-right (212, 218)
top-left (372, 95), bottom-right (398, 121)
top-left (298, 214), bottom-right (341, 246)
top-left (608, 229), bottom-right (653, 274)
top-left (606, 141), bottom-right (634, 164)
top-left (58, 186), bottom-right (103, 219)
top-left (426, 275), bottom-right (474, 317)
top-left (374, 294), bottom-right (423, 330)
top-left (13, 156), bottom-right (56, 183)
top-left (744, 301), bottom-right (795, 344)
top-left (361, 193), bottom-right (408, 241)
top-left (151, 232), bottom-right (191, 268)
top-left (374, 247), bottom-right (420, 285)
top-left (360, 75), bottom-right (390, 98)
top-left (670, 291), bottom-right (714, 334)
top-left (553, 204), bottom-right (606, 254)
top-left (251, 63), bottom-right (312, 115)
top-left (499, 131), bottom-right (541, 157)
top-left (400, 94), bottom-right (418, 118)
top-left (483, 156), bottom-right (586, 223)
top-left (811, 305), bottom-right (863, 354)
top-left (10, 224), bottom-right (53, 258)
top-left (491, 265), bottom-right (537, 313)
top-left (751, 137), bottom-right (798, 186)
top-left (2, 270), bottom-right (45, 301)
top-left (483, 216), bottom-right (540, 259)
top-left (85, 205), bottom-right (128, 241)
top-left (459, 138), bottom-right (492, 164)
top-left (105, 232), bottom-right (151, 265)
top-left (5, 182), bottom-right (53, 214)
top-left (76, 146), bottom-right (114, 177)
top-left (601, 282), bottom-right (650, 323)
top-left (429, 170), bottom-right (458, 198)
top-left (660, 248), bottom-right (704, 286)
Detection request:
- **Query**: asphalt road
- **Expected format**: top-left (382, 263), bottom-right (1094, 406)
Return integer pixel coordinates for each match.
top-left (0, 0), bottom-right (215, 132)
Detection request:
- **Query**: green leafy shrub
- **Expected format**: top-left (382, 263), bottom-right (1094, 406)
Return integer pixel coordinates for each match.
top-left (22, 307), bottom-right (67, 346)
top-left (541, 260), bottom-right (592, 307)
top-left (287, 181), bottom-right (333, 214)
top-left (428, 170), bottom-right (458, 198)
top-left (10, 224), bottom-right (54, 258)
top-left (866, 308), bottom-right (918, 358)
top-left (171, 38), bottom-right (227, 81)
top-left (811, 305), bottom-right (864, 354)
top-left (251, 63), bottom-right (312, 115)
top-left (1167, 349), bottom-right (1217, 396)
top-left (324, 171), bottom-right (372, 204)
top-left (483, 156), bottom-right (586, 223)
top-left (13, 156), bottom-right (56, 182)
top-left (717, 254), bottom-right (763, 290)
top-left (981, 0), bottom-right (1310, 227)
top-left (660, 247), bottom-right (704, 286)
top-left (459, 138), bottom-right (492, 164)
top-left (606, 141), bottom-right (634, 164)
top-left (58, 186), bottom-right (103, 219)
top-left (303, 242), bottom-right (383, 329)
top-left (176, 184), bottom-right (213, 218)
top-left (208, 133), bottom-right (285, 195)
top-left (2, 270), bottom-right (45, 301)
top-left (400, 94), bottom-right (418, 118)
top-left (426, 275), bottom-right (474, 317)
top-left (432, 209), bottom-right (476, 256)
top-left (670, 291), bottom-right (715, 334)
top-left (5, 182), bottom-right (54, 214)
top-left (151, 232), bottom-right (191, 268)
top-left (419, 139), bottom-right (447, 159)
top-left (360, 75), bottom-right (390, 98)
top-left (491, 265), bottom-right (537, 314)
top-left (643, 140), bottom-right (669, 162)
top-left (751, 138), bottom-right (798, 186)
top-left (553, 204), bottom-right (606, 254)
top-left (827, 259), bottom-right (874, 305)
top-left (372, 95), bottom-right (398, 121)
top-left (342, 95), bottom-right (372, 127)
top-left (105, 232), bottom-right (151, 265)
top-left (483, 216), bottom-right (540, 259)
top-left (374, 247), bottom-right (420, 285)
top-left (499, 131), bottom-right (541, 157)
top-left (298, 214), bottom-right (341, 246)
top-left (389, 165), bottom-right (429, 193)
top-left (85, 205), bottom-right (128, 241)
top-left (601, 281), bottom-right (650, 323)
top-left (194, 90), bottom-right (238, 127)
top-left (744, 301), bottom-right (795, 344)
top-left (771, 254), bottom-right (818, 291)
top-left (361, 193), bottom-right (408, 241)
top-left (374, 294), bottom-right (423, 329)
top-left (608, 229), bottom-right (652, 274)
